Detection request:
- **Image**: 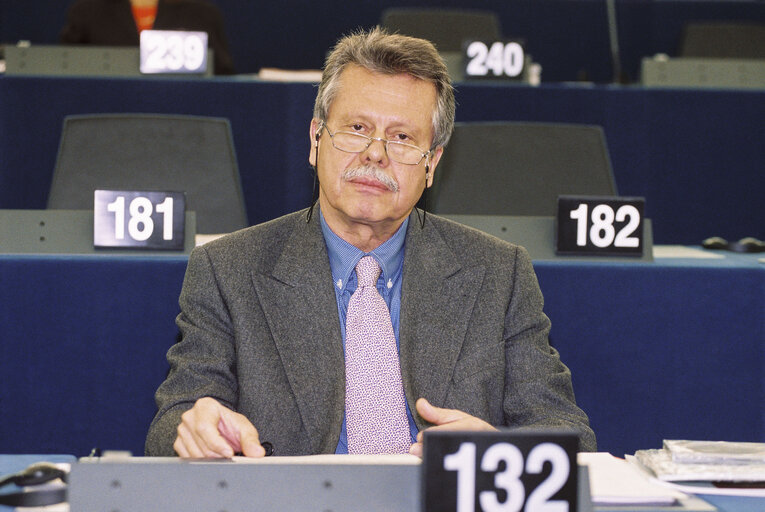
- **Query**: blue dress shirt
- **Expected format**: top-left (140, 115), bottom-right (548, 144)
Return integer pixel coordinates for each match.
top-left (319, 212), bottom-right (419, 453)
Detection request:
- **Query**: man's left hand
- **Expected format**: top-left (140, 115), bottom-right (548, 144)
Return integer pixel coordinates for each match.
top-left (409, 397), bottom-right (497, 457)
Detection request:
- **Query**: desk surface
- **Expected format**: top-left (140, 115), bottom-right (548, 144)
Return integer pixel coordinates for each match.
top-left (2, 454), bottom-right (764, 512)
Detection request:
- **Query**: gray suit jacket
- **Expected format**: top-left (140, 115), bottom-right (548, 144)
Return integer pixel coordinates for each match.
top-left (145, 209), bottom-right (596, 455)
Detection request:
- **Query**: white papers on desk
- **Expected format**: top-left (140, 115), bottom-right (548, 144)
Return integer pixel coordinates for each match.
top-left (257, 68), bottom-right (323, 82)
top-left (664, 439), bottom-right (765, 464)
top-left (231, 453), bottom-right (421, 465)
top-left (628, 454), bottom-right (765, 498)
top-left (578, 452), bottom-right (688, 506)
top-left (11, 503), bottom-right (67, 511)
top-left (194, 233), bottom-right (226, 246)
top-left (634, 448), bottom-right (765, 482)
top-left (652, 246), bottom-right (724, 259)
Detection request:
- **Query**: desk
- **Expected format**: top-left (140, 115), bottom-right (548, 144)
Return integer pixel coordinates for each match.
top-left (1, 249), bottom-right (762, 459)
top-left (2, 454), bottom-right (764, 512)
top-left (1, 76), bottom-right (763, 244)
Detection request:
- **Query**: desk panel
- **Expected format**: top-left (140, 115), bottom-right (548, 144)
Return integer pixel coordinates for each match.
top-left (3, 454), bottom-right (763, 512)
top-left (0, 254), bottom-right (188, 456)
top-left (537, 255), bottom-right (765, 456)
top-left (1, 250), bottom-right (762, 458)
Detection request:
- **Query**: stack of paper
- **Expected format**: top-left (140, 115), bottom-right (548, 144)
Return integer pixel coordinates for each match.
top-left (628, 440), bottom-right (765, 500)
top-left (664, 440), bottom-right (765, 465)
top-left (578, 452), bottom-right (688, 506)
top-left (634, 441), bottom-right (765, 482)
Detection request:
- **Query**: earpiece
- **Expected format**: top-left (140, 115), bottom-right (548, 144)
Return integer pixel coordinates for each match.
top-left (425, 164), bottom-right (430, 180)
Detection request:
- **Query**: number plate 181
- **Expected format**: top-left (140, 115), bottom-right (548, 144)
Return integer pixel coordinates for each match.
top-left (94, 190), bottom-right (185, 250)
top-left (556, 195), bottom-right (645, 256)
top-left (423, 430), bottom-right (578, 512)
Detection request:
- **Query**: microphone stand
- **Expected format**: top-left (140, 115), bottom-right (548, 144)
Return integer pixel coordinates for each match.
top-left (606, 0), bottom-right (623, 83)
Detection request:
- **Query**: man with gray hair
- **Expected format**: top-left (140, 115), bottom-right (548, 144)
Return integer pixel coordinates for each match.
top-left (146, 27), bottom-right (596, 458)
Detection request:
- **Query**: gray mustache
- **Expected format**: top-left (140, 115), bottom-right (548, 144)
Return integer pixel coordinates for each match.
top-left (342, 165), bottom-right (399, 192)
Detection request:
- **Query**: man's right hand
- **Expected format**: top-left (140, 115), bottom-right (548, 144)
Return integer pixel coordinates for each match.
top-left (174, 397), bottom-right (266, 458)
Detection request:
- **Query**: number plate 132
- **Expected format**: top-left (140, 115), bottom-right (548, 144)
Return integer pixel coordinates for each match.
top-left (423, 431), bottom-right (578, 512)
top-left (94, 190), bottom-right (185, 250)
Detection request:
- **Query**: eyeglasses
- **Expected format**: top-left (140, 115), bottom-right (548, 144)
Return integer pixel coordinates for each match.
top-left (319, 123), bottom-right (431, 165)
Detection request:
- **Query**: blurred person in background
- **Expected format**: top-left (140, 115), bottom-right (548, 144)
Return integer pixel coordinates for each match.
top-left (60, 0), bottom-right (234, 74)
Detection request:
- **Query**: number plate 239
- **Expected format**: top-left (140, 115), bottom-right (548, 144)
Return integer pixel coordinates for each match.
top-left (94, 190), bottom-right (185, 250)
top-left (423, 431), bottom-right (578, 512)
top-left (140, 30), bottom-right (208, 74)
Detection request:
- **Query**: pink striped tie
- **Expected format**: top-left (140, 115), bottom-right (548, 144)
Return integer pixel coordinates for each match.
top-left (344, 256), bottom-right (411, 454)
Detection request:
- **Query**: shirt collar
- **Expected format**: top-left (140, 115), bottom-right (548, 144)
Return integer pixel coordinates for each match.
top-left (320, 211), bottom-right (408, 292)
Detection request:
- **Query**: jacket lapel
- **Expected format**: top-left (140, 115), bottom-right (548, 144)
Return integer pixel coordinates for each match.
top-left (250, 212), bottom-right (345, 453)
top-left (399, 213), bottom-right (485, 429)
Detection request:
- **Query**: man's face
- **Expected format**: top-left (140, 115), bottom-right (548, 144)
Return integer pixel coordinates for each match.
top-left (309, 64), bottom-right (443, 236)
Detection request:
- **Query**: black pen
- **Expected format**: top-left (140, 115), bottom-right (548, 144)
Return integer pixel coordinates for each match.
top-left (234, 441), bottom-right (273, 457)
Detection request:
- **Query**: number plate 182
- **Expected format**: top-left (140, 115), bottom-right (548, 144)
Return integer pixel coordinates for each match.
top-left (556, 195), bottom-right (645, 256)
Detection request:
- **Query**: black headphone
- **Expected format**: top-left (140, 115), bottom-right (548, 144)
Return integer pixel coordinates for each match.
top-left (0, 463), bottom-right (68, 507)
top-left (306, 128), bottom-right (321, 222)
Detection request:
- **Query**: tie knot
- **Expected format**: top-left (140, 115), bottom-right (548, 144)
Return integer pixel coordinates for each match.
top-left (355, 256), bottom-right (381, 287)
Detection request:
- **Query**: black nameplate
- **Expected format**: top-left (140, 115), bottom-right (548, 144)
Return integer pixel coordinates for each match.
top-left (556, 196), bottom-right (645, 257)
top-left (140, 30), bottom-right (209, 74)
top-left (463, 40), bottom-right (525, 79)
top-left (94, 190), bottom-right (185, 250)
top-left (423, 430), bottom-right (578, 512)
